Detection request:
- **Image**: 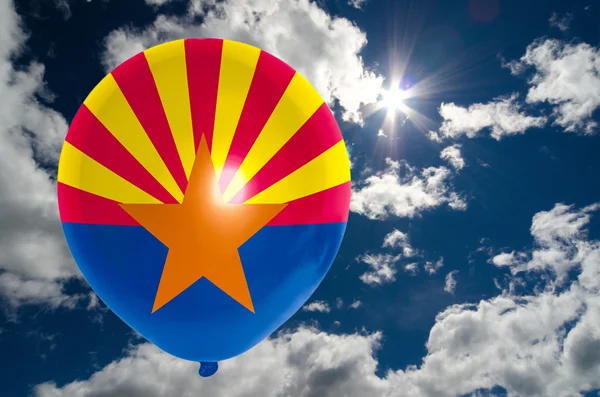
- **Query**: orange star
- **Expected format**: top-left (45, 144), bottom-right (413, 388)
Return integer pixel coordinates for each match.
top-left (119, 136), bottom-right (287, 314)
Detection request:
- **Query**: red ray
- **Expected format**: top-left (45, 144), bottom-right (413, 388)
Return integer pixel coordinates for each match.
top-left (218, 50), bottom-right (296, 192)
top-left (66, 105), bottom-right (178, 204)
top-left (266, 182), bottom-right (351, 226)
top-left (112, 52), bottom-right (188, 194)
top-left (229, 103), bottom-right (342, 204)
top-left (58, 182), bottom-right (139, 225)
top-left (185, 38), bottom-right (222, 152)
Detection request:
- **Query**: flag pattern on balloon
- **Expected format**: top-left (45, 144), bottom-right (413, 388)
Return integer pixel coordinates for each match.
top-left (57, 38), bottom-right (350, 363)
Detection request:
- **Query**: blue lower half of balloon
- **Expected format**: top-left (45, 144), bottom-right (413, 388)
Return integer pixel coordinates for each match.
top-left (61, 222), bottom-right (346, 362)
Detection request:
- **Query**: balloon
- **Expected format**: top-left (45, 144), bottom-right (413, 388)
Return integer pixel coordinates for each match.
top-left (57, 38), bottom-right (351, 376)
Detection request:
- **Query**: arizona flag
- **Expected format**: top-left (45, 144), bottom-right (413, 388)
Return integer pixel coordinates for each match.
top-left (57, 38), bottom-right (351, 363)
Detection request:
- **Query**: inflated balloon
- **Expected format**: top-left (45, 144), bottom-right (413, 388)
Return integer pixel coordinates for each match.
top-left (57, 38), bottom-right (350, 376)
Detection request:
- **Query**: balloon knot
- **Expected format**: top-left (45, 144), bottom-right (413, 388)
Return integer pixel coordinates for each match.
top-left (198, 361), bottom-right (218, 377)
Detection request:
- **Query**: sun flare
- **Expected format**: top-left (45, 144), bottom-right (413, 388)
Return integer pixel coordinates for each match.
top-left (382, 87), bottom-right (408, 113)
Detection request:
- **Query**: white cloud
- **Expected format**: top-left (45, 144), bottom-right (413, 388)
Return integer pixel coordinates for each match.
top-left (424, 258), bottom-right (444, 275)
top-left (34, 327), bottom-right (389, 397)
top-left (0, 273), bottom-right (82, 309)
top-left (33, 202), bottom-right (600, 397)
top-left (348, 0), bottom-right (367, 9)
top-left (549, 12), bottom-right (573, 32)
top-left (404, 262), bottom-right (419, 275)
top-left (414, 203), bottom-right (600, 396)
top-left (350, 159), bottom-right (466, 220)
top-left (444, 270), bottom-right (458, 294)
top-left (101, 0), bottom-right (384, 124)
top-left (426, 130), bottom-right (443, 143)
top-left (302, 300), bottom-right (331, 313)
top-left (419, 289), bottom-right (599, 397)
top-left (439, 93), bottom-right (547, 140)
top-left (442, 38), bottom-right (600, 138)
top-left (491, 251), bottom-right (516, 267)
top-left (476, 159), bottom-right (490, 168)
top-left (382, 229), bottom-right (415, 257)
top-left (440, 144), bottom-right (465, 171)
top-left (145, 0), bottom-right (171, 6)
top-left (359, 230), bottom-right (442, 282)
top-left (349, 300), bottom-right (362, 309)
top-left (509, 39), bottom-right (600, 134)
top-left (358, 254), bottom-right (400, 286)
top-left (447, 192), bottom-right (468, 211)
top-left (0, 0), bottom-right (81, 308)
top-left (52, 0), bottom-right (72, 19)
top-left (491, 203), bottom-right (600, 283)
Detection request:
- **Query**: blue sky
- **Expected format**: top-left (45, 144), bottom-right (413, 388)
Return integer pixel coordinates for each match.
top-left (1, 0), bottom-right (600, 396)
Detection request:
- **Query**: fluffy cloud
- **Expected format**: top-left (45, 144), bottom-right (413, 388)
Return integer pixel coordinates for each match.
top-left (549, 12), bottom-right (573, 32)
top-left (302, 300), bottom-right (331, 313)
top-left (509, 39), bottom-right (600, 134)
top-left (349, 300), bottom-right (362, 309)
top-left (34, 203), bottom-right (600, 397)
top-left (358, 230), bottom-right (443, 283)
top-left (437, 38), bottom-right (600, 139)
top-left (350, 158), bottom-right (466, 220)
top-left (492, 203), bottom-right (600, 282)
top-left (438, 93), bottom-right (547, 140)
top-left (102, 0), bottom-right (383, 124)
top-left (0, 0), bottom-right (80, 308)
top-left (440, 144), bottom-right (464, 171)
top-left (364, 227), bottom-right (446, 281)
top-left (416, 202), bottom-right (600, 396)
top-left (491, 251), bottom-right (516, 267)
top-left (443, 270), bottom-right (458, 294)
top-left (34, 327), bottom-right (388, 397)
top-left (348, 0), bottom-right (368, 9)
top-left (52, 0), bottom-right (72, 20)
top-left (426, 130), bottom-right (443, 143)
top-left (382, 229), bottom-right (415, 257)
top-left (302, 299), bottom-right (365, 312)
top-left (424, 258), bottom-right (444, 275)
top-left (358, 254), bottom-right (400, 286)
top-left (403, 262), bottom-right (419, 275)
top-left (0, 274), bottom-right (83, 310)
top-left (145, 0), bottom-right (171, 6)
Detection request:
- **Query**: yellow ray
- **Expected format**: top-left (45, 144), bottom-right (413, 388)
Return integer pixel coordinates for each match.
top-left (211, 40), bottom-right (261, 178)
top-left (145, 39), bottom-right (195, 180)
top-left (84, 74), bottom-right (184, 202)
top-left (222, 72), bottom-right (324, 203)
top-left (58, 142), bottom-right (161, 204)
top-left (244, 140), bottom-right (350, 204)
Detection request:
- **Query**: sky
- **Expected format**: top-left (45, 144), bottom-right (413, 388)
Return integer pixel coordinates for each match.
top-left (0, 0), bottom-right (600, 396)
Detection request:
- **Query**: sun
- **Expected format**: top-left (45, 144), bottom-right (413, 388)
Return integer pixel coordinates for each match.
top-left (367, 81), bottom-right (422, 136)
top-left (381, 87), bottom-right (408, 114)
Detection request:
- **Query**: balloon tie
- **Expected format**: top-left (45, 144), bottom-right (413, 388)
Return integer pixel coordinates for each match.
top-left (198, 361), bottom-right (218, 377)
